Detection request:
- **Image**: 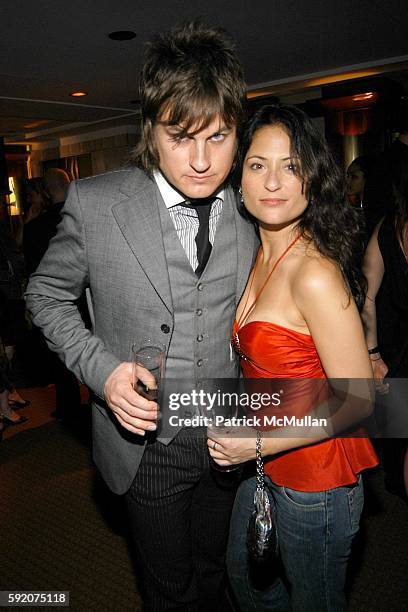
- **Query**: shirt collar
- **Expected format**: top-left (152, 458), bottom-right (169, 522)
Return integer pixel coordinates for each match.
top-left (153, 170), bottom-right (224, 209)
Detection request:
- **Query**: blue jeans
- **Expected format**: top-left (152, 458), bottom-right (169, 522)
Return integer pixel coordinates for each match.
top-left (227, 474), bottom-right (364, 612)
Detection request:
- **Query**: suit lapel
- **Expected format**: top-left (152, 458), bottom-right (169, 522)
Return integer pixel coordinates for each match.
top-left (112, 172), bottom-right (173, 313)
top-left (111, 173), bottom-right (257, 313)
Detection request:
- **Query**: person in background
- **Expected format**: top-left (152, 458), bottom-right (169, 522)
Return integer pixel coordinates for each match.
top-left (362, 154), bottom-right (408, 501)
top-left (386, 122), bottom-right (408, 167)
top-left (26, 21), bottom-right (256, 611)
top-left (0, 349), bottom-right (29, 426)
top-left (346, 155), bottom-right (370, 209)
top-left (0, 212), bottom-right (30, 415)
top-left (18, 177), bottom-right (50, 263)
top-left (43, 168), bottom-right (70, 210)
top-left (26, 177), bottom-right (49, 215)
top-left (24, 168), bottom-right (82, 418)
top-left (24, 177), bottom-right (49, 224)
top-left (0, 288), bottom-right (28, 426)
top-left (362, 116), bottom-right (408, 238)
top-left (373, 116), bottom-right (408, 212)
top-left (207, 104), bottom-right (378, 612)
top-left (23, 169), bottom-right (70, 276)
top-left (346, 154), bottom-right (379, 243)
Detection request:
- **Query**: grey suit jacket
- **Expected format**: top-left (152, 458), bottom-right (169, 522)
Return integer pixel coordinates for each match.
top-left (26, 167), bottom-right (257, 493)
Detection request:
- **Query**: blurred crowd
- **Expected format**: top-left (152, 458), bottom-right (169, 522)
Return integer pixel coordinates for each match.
top-left (0, 168), bottom-right (84, 437)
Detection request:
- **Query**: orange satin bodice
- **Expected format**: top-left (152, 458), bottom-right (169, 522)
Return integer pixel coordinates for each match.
top-left (232, 320), bottom-right (378, 491)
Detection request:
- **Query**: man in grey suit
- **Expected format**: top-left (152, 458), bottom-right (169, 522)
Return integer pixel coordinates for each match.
top-left (26, 21), bottom-right (256, 611)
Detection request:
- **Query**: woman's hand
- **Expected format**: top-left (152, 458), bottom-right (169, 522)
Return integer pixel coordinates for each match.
top-left (370, 355), bottom-right (389, 394)
top-left (207, 434), bottom-right (257, 467)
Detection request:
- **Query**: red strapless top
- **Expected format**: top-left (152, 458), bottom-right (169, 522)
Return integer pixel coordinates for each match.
top-left (232, 320), bottom-right (378, 491)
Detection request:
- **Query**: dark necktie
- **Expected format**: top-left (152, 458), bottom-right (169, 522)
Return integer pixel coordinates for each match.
top-left (180, 198), bottom-right (215, 276)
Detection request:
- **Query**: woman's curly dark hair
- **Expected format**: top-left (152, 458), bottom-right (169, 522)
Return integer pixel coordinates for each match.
top-left (235, 103), bottom-right (367, 310)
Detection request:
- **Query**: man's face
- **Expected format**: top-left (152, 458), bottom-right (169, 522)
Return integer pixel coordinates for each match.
top-left (153, 114), bottom-right (237, 199)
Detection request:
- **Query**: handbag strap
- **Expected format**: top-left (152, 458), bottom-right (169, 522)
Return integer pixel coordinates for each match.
top-left (255, 430), bottom-right (265, 492)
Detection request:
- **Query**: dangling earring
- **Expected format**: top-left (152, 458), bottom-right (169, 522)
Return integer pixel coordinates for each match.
top-left (238, 186), bottom-right (244, 204)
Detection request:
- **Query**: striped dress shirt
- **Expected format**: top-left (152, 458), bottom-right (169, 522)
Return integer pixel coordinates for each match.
top-left (154, 171), bottom-right (223, 271)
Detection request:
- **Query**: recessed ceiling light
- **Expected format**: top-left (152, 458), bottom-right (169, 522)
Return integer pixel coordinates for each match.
top-left (70, 91), bottom-right (88, 97)
top-left (108, 30), bottom-right (136, 41)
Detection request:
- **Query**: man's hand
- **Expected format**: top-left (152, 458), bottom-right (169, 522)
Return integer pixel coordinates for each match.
top-left (104, 362), bottom-right (158, 435)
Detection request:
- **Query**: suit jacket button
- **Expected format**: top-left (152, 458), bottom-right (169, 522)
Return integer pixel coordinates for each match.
top-left (161, 324), bottom-right (170, 334)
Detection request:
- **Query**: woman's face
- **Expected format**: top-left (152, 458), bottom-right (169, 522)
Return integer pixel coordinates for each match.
top-left (241, 124), bottom-right (308, 229)
top-left (346, 162), bottom-right (365, 197)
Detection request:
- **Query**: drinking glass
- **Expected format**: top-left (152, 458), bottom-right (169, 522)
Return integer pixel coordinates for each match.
top-left (132, 338), bottom-right (166, 403)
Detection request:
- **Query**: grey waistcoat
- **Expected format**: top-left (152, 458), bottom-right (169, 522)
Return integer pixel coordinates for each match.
top-left (158, 192), bottom-right (239, 385)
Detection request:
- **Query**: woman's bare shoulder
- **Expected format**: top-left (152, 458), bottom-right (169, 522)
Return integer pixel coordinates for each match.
top-left (292, 247), bottom-right (346, 303)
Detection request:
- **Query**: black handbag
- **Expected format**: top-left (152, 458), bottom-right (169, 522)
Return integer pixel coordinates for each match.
top-left (247, 431), bottom-right (279, 563)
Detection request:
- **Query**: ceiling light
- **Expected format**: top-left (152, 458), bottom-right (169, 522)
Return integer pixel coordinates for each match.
top-left (24, 119), bottom-right (51, 129)
top-left (69, 91), bottom-right (88, 97)
top-left (108, 31), bottom-right (136, 41)
top-left (352, 92), bottom-right (374, 101)
top-left (319, 91), bottom-right (379, 112)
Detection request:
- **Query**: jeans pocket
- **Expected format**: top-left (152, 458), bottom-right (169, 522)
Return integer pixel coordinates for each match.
top-left (280, 486), bottom-right (325, 509)
top-left (346, 476), bottom-right (364, 534)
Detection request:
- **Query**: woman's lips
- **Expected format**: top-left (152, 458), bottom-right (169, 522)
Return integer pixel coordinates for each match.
top-left (260, 198), bottom-right (286, 206)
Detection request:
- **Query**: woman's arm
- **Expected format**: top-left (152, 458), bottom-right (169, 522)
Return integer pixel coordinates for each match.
top-left (361, 221), bottom-right (388, 390)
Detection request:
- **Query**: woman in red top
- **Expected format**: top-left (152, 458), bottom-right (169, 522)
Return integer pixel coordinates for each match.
top-left (208, 104), bottom-right (378, 611)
